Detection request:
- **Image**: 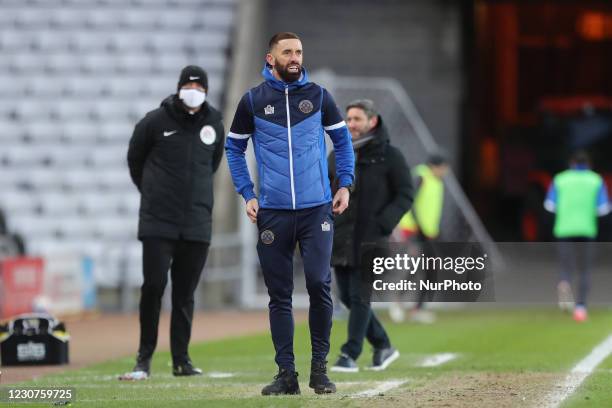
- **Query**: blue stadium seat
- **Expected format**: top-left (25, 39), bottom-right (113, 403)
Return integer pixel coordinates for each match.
top-left (27, 75), bottom-right (66, 97)
top-left (0, 75), bottom-right (26, 97)
top-left (104, 76), bottom-right (147, 97)
top-left (2, 145), bottom-right (50, 167)
top-left (88, 145), bottom-right (126, 168)
top-left (70, 31), bottom-right (113, 52)
top-left (15, 101), bottom-right (56, 121)
top-left (81, 53), bottom-right (118, 74)
top-left (120, 10), bottom-right (159, 30)
top-left (42, 145), bottom-right (88, 168)
top-left (93, 100), bottom-right (132, 121)
top-left (117, 54), bottom-right (154, 74)
top-left (98, 121), bottom-right (133, 143)
top-left (64, 76), bottom-right (106, 97)
top-left (95, 216), bottom-right (137, 239)
top-left (97, 169), bottom-right (133, 191)
top-left (61, 121), bottom-right (98, 143)
top-left (0, 30), bottom-right (31, 51)
top-left (13, 9), bottom-right (52, 30)
top-left (46, 53), bottom-right (81, 74)
top-left (0, 191), bottom-right (39, 214)
top-left (50, 9), bottom-right (89, 29)
top-left (24, 121), bottom-right (63, 143)
top-left (0, 121), bottom-right (25, 142)
top-left (40, 192), bottom-right (81, 215)
top-left (56, 100), bottom-right (93, 121)
top-left (32, 30), bottom-right (73, 52)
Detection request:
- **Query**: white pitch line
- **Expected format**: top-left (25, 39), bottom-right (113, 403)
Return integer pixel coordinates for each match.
top-left (352, 379), bottom-right (408, 398)
top-left (543, 334), bottom-right (612, 408)
top-left (416, 353), bottom-right (458, 367)
top-left (207, 372), bottom-right (235, 379)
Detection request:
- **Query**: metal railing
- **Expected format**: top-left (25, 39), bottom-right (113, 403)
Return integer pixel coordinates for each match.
top-left (236, 71), bottom-right (502, 309)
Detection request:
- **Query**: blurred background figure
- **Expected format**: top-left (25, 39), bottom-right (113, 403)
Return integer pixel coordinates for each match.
top-left (390, 153), bottom-right (448, 324)
top-left (328, 99), bottom-right (412, 373)
top-left (544, 150), bottom-right (610, 322)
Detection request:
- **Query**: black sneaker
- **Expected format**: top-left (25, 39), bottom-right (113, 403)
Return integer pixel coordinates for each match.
top-left (330, 353), bottom-right (359, 373)
top-left (309, 360), bottom-right (336, 394)
top-left (261, 368), bottom-right (300, 395)
top-left (368, 347), bottom-right (400, 371)
top-left (173, 360), bottom-right (203, 376)
top-left (118, 356), bottom-right (150, 380)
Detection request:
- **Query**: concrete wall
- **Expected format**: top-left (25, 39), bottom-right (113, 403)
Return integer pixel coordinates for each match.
top-left (264, 0), bottom-right (464, 168)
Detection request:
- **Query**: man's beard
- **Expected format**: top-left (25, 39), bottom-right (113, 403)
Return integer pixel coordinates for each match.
top-left (275, 62), bottom-right (301, 83)
top-left (350, 126), bottom-right (370, 140)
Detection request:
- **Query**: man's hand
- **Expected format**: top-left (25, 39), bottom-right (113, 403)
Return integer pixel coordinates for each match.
top-left (332, 187), bottom-right (350, 215)
top-left (246, 198), bottom-right (259, 223)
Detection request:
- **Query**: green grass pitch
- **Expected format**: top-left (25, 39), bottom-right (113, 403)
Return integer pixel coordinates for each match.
top-left (7, 308), bottom-right (612, 407)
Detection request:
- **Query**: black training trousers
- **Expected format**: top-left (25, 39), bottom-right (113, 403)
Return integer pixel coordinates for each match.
top-left (334, 265), bottom-right (391, 360)
top-left (137, 238), bottom-right (209, 365)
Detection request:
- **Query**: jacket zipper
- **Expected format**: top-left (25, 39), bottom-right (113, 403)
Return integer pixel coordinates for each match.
top-left (182, 126), bottom-right (195, 230)
top-left (285, 86), bottom-right (296, 209)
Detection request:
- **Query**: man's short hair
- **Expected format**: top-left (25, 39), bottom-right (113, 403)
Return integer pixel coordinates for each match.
top-left (427, 151), bottom-right (448, 166)
top-left (346, 99), bottom-right (378, 119)
top-left (268, 32), bottom-right (301, 51)
top-left (571, 150), bottom-right (590, 166)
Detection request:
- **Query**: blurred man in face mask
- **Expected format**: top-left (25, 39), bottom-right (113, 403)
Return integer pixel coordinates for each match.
top-left (122, 65), bottom-right (225, 380)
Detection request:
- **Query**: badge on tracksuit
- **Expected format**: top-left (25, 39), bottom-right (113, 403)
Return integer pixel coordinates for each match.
top-left (260, 229), bottom-right (275, 245)
top-left (200, 125), bottom-right (216, 145)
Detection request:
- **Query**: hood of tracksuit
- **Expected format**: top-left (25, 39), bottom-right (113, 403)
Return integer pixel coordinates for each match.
top-left (261, 62), bottom-right (310, 91)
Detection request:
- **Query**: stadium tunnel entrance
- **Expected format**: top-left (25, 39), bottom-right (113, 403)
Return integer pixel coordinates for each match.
top-left (464, 0), bottom-right (612, 241)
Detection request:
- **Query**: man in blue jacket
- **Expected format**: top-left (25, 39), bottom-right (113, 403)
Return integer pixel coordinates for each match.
top-left (225, 32), bottom-right (354, 395)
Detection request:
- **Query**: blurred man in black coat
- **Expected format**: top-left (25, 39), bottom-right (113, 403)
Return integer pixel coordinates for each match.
top-left (328, 99), bottom-right (413, 372)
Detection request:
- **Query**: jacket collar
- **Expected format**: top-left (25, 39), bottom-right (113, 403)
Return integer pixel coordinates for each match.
top-left (363, 116), bottom-right (390, 147)
top-left (261, 63), bottom-right (310, 91)
top-left (161, 94), bottom-right (219, 125)
top-left (356, 116), bottom-right (390, 160)
top-left (570, 164), bottom-right (589, 171)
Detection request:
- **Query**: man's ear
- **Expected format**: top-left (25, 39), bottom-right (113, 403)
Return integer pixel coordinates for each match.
top-left (370, 115), bottom-right (379, 128)
top-left (265, 53), bottom-right (275, 67)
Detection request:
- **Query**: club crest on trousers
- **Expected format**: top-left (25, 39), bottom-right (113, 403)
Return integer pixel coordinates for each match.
top-left (260, 229), bottom-right (275, 245)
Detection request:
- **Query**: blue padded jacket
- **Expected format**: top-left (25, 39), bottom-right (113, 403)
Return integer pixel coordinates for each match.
top-left (225, 65), bottom-right (354, 210)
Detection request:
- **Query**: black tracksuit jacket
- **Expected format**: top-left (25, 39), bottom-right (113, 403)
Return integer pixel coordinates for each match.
top-left (127, 95), bottom-right (225, 243)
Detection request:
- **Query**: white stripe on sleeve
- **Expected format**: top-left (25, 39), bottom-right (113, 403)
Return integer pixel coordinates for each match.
top-left (228, 132), bottom-right (252, 140)
top-left (324, 121), bottom-right (346, 131)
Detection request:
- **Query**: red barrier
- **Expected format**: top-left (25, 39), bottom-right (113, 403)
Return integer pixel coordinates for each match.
top-left (0, 257), bottom-right (44, 319)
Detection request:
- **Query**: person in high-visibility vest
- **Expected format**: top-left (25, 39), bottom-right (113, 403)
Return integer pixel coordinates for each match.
top-left (398, 156), bottom-right (447, 240)
top-left (544, 150), bottom-right (610, 322)
top-left (390, 154), bottom-right (448, 324)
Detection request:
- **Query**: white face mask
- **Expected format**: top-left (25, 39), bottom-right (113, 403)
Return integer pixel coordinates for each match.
top-left (179, 88), bottom-right (206, 108)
